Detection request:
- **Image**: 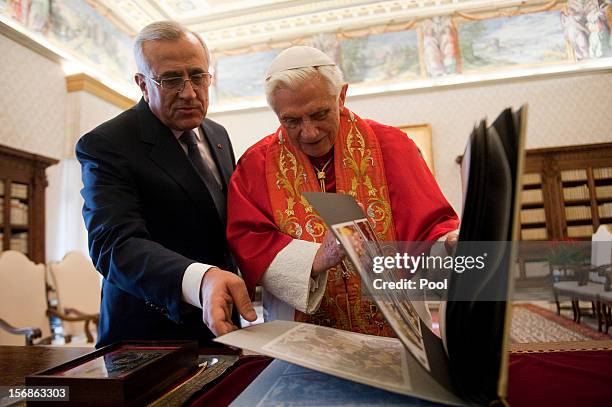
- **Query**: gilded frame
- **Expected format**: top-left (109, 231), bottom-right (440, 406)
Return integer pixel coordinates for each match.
top-left (397, 124), bottom-right (435, 176)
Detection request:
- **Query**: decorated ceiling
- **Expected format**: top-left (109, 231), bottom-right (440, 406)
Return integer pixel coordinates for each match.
top-left (1, 0), bottom-right (610, 109)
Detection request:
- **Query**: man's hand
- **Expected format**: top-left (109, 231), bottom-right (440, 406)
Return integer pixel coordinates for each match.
top-left (200, 267), bottom-right (257, 336)
top-left (311, 231), bottom-right (344, 277)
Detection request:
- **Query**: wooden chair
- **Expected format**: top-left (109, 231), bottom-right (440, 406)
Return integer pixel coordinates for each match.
top-left (553, 263), bottom-right (610, 331)
top-left (596, 264), bottom-right (612, 333)
top-left (600, 291), bottom-right (612, 334)
top-left (0, 251), bottom-right (50, 345)
top-left (47, 251), bottom-right (100, 344)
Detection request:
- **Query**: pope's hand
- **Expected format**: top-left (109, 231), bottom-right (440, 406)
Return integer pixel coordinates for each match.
top-left (444, 232), bottom-right (459, 254)
top-left (311, 231), bottom-right (344, 277)
top-left (200, 267), bottom-right (257, 336)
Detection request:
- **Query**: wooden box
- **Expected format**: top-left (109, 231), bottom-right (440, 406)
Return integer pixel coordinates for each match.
top-left (26, 341), bottom-right (198, 406)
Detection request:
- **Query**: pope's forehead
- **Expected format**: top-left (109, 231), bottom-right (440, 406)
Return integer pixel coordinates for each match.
top-left (275, 94), bottom-right (336, 119)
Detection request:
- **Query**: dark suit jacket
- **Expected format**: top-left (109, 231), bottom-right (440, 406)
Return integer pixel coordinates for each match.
top-left (76, 98), bottom-right (237, 347)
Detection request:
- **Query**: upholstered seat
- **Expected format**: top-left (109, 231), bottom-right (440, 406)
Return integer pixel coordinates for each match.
top-left (0, 251), bottom-right (50, 345)
top-left (553, 278), bottom-right (606, 329)
top-left (47, 251), bottom-right (100, 344)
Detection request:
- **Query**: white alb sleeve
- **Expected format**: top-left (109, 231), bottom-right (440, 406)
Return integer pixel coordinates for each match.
top-left (261, 239), bottom-right (328, 313)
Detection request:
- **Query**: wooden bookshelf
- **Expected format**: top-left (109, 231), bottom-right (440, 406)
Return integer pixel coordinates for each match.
top-left (520, 142), bottom-right (612, 241)
top-left (520, 172), bottom-right (547, 240)
top-left (0, 144), bottom-right (58, 262)
top-left (458, 142), bottom-right (612, 288)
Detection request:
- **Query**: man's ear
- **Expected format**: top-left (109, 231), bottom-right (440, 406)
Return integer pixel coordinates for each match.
top-left (135, 74), bottom-right (149, 102)
top-left (338, 84), bottom-right (348, 109)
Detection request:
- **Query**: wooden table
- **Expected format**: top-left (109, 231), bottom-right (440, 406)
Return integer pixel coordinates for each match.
top-left (0, 346), bottom-right (91, 386)
top-left (0, 344), bottom-right (242, 406)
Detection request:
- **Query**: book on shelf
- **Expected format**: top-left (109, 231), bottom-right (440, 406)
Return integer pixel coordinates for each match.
top-left (9, 198), bottom-right (28, 225)
top-left (9, 232), bottom-right (28, 253)
top-left (563, 184), bottom-right (590, 201)
top-left (10, 183), bottom-right (28, 199)
top-left (599, 203), bottom-right (612, 218)
top-left (597, 185), bottom-right (612, 199)
top-left (217, 106), bottom-right (527, 406)
top-left (522, 172), bottom-right (540, 185)
top-left (560, 169), bottom-right (587, 182)
top-left (567, 225), bottom-right (594, 238)
top-left (520, 208), bottom-right (545, 223)
top-left (521, 228), bottom-right (547, 240)
top-left (521, 188), bottom-right (542, 204)
top-left (565, 205), bottom-right (592, 221)
top-left (593, 167), bottom-right (612, 179)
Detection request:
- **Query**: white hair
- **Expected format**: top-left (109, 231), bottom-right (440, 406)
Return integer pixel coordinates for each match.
top-left (265, 65), bottom-right (345, 110)
top-left (133, 21), bottom-right (209, 75)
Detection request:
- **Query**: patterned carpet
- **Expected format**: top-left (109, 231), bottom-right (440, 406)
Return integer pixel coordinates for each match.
top-left (510, 303), bottom-right (609, 343)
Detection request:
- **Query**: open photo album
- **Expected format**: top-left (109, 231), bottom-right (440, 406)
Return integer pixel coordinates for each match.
top-left (216, 106), bottom-right (527, 406)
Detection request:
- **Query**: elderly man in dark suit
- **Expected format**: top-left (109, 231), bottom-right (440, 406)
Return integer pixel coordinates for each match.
top-left (77, 21), bottom-right (256, 347)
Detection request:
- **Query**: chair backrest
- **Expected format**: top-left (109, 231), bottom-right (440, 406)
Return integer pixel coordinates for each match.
top-left (0, 250), bottom-right (50, 345)
top-left (47, 251), bottom-right (101, 337)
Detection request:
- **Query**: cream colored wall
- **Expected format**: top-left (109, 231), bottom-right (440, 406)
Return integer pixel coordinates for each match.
top-left (48, 90), bottom-right (123, 261)
top-left (209, 106), bottom-right (278, 157)
top-left (209, 70), bottom-right (612, 213)
top-left (0, 33), bottom-right (125, 261)
top-left (65, 91), bottom-right (124, 158)
top-left (2, 30), bottom-right (611, 257)
top-left (0, 34), bottom-right (123, 160)
top-left (0, 34), bottom-right (66, 159)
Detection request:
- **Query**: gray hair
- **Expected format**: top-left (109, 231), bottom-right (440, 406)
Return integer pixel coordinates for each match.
top-left (133, 21), bottom-right (209, 75)
top-left (265, 65), bottom-right (345, 110)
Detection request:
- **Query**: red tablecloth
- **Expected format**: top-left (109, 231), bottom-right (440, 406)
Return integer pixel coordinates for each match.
top-left (189, 356), bottom-right (272, 407)
top-left (507, 350), bottom-right (612, 407)
top-left (190, 349), bottom-right (612, 406)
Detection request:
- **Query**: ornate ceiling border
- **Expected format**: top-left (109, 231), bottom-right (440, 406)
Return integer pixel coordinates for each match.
top-left (87, 0), bottom-right (559, 51)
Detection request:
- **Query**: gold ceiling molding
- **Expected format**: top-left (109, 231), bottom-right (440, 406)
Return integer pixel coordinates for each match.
top-left (338, 20), bottom-right (417, 39)
top-left (455, 0), bottom-right (558, 21)
top-left (213, 19), bottom-right (419, 57)
top-left (214, 37), bottom-right (304, 57)
top-left (202, 0), bottom-right (557, 51)
top-left (66, 73), bottom-right (136, 110)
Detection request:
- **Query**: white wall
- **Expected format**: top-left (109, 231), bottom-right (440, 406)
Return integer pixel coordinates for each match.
top-left (65, 91), bottom-right (123, 158)
top-left (3, 29), bottom-right (612, 259)
top-left (47, 90), bottom-right (123, 261)
top-left (0, 34), bottom-right (66, 159)
top-left (209, 70), bottom-right (612, 213)
top-left (0, 33), bottom-right (123, 261)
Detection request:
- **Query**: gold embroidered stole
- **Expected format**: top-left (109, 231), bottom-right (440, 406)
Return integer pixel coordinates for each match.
top-left (265, 107), bottom-right (396, 336)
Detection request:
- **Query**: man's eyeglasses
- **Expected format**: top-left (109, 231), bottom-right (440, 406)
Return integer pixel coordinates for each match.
top-left (144, 72), bottom-right (213, 92)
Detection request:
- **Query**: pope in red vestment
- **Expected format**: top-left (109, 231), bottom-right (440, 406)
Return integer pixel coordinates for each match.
top-left (227, 46), bottom-right (458, 336)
